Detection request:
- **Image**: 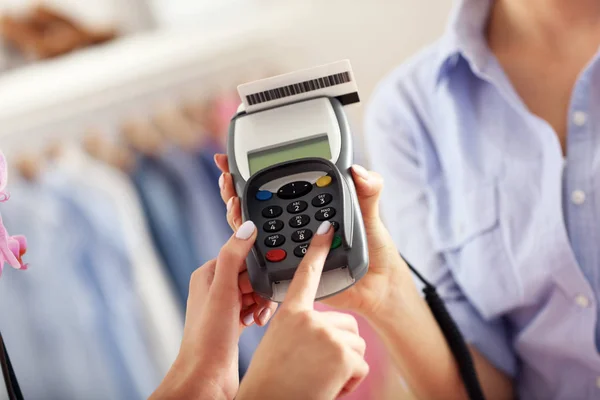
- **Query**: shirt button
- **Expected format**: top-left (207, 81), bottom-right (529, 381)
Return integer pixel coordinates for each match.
top-left (573, 111), bottom-right (587, 126)
top-left (575, 294), bottom-right (590, 308)
top-left (571, 190), bottom-right (586, 205)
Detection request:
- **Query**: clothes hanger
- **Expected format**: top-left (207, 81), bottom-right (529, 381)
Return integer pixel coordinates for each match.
top-left (14, 152), bottom-right (43, 182)
top-left (83, 129), bottom-right (136, 173)
top-left (152, 105), bottom-right (200, 152)
top-left (121, 118), bottom-right (166, 157)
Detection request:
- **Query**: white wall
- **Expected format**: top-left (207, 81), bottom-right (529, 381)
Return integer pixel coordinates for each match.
top-left (277, 0), bottom-right (452, 136)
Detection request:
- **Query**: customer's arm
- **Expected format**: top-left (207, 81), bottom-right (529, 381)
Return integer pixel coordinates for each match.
top-left (360, 79), bottom-right (514, 399)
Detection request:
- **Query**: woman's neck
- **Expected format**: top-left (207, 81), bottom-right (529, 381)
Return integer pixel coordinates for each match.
top-left (488, 0), bottom-right (600, 51)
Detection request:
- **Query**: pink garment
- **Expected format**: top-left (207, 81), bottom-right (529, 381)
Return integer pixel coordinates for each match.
top-left (314, 303), bottom-right (387, 399)
top-left (0, 150), bottom-right (28, 275)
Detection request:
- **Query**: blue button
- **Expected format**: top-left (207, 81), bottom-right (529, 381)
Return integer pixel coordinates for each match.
top-left (256, 190), bottom-right (273, 201)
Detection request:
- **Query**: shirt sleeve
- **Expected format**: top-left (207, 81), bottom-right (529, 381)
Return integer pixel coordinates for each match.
top-left (363, 76), bottom-right (517, 377)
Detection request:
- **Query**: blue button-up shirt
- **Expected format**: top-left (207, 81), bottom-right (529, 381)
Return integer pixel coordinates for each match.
top-left (365, 0), bottom-right (600, 398)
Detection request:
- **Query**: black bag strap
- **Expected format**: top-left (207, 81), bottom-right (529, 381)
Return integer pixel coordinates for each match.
top-left (0, 333), bottom-right (24, 400)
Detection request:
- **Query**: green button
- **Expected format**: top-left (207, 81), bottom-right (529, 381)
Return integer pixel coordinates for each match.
top-left (331, 235), bottom-right (342, 249)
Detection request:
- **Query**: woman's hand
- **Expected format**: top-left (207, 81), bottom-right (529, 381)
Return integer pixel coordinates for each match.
top-left (150, 221), bottom-right (277, 400)
top-left (214, 154), bottom-right (411, 317)
top-left (237, 221), bottom-right (369, 400)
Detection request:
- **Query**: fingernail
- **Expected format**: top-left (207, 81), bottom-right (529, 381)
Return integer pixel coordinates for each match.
top-left (236, 220), bottom-right (256, 240)
top-left (227, 196), bottom-right (234, 212)
top-left (352, 164), bottom-right (369, 180)
top-left (258, 308), bottom-right (272, 325)
top-left (316, 221), bottom-right (332, 235)
top-left (218, 174), bottom-right (225, 190)
top-left (213, 154), bottom-right (219, 166)
top-left (242, 313), bottom-right (254, 327)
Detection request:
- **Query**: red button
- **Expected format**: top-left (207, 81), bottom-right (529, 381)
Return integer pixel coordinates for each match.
top-left (266, 249), bottom-right (287, 262)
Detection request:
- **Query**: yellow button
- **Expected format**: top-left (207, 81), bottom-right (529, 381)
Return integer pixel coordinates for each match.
top-left (316, 175), bottom-right (332, 188)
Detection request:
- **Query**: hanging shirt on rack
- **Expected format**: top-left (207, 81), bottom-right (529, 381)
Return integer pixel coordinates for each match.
top-left (130, 152), bottom-right (199, 305)
top-left (0, 176), bottom-right (128, 400)
top-left (158, 146), bottom-right (229, 267)
top-left (57, 147), bottom-right (184, 378)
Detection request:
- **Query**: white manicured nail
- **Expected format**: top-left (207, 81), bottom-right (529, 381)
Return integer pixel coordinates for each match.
top-left (316, 221), bottom-right (332, 235)
top-left (243, 313), bottom-right (254, 326)
top-left (227, 197), bottom-right (234, 212)
top-left (218, 174), bottom-right (225, 190)
top-left (258, 308), bottom-right (272, 325)
top-left (236, 220), bottom-right (256, 240)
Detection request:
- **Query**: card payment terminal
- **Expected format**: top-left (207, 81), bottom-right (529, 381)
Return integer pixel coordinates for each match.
top-left (227, 60), bottom-right (369, 302)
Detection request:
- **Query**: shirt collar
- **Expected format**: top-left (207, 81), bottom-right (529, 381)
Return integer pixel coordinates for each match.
top-left (434, 0), bottom-right (494, 86)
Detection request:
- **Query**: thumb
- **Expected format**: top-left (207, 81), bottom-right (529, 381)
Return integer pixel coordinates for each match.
top-left (350, 164), bottom-right (383, 225)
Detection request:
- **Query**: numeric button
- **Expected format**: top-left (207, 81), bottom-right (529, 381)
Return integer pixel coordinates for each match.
top-left (265, 234), bottom-right (285, 247)
top-left (292, 229), bottom-right (313, 242)
top-left (331, 221), bottom-right (340, 232)
top-left (263, 220), bottom-right (284, 233)
top-left (294, 244), bottom-right (310, 258)
top-left (287, 200), bottom-right (308, 214)
top-left (262, 205), bottom-right (282, 218)
top-left (312, 193), bottom-right (332, 207)
top-left (289, 214), bottom-right (310, 228)
top-left (315, 207), bottom-right (336, 221)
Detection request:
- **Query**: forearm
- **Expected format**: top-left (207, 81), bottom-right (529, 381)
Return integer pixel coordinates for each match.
top-left (364, 257), bottom-right (512, 400)
top-left (149, 362), bottom-right (227, 400)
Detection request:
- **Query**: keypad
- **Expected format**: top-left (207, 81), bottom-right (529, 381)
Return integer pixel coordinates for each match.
top-left (294, 243), bottom-right (310, 258)
top-left (263, 220), bottom-right (284, 233)
top-left (311, 193), bottom-right (332, 207)
top-left (315, 207), bottom-right (336, 221)
top-left (291, 229), bottom-right (312, 243)
top-left (289, 214), bottom-right (310, 228)
top-left (265, 234), bottom-right (285, 247)
top-left (287, 200), bottom-right (308, 214)
top-left (254, 174), bottom-right (343, 264)
top-left (278, 181), bottom-right (312, 199)
top-left (262, 205), bottom-right (282, 218)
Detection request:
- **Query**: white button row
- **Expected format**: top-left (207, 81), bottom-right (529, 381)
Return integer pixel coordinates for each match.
top-left (571, 190), bottom-right (586, 205)
top-left (573, 111), bottom-right (587, 127)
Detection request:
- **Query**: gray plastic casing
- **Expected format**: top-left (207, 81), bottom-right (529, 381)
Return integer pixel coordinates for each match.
top-left (227, 97), bottom-right (368, 302)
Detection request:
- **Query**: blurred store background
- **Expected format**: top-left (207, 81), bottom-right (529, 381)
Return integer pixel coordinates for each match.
top-left (0, 1), bottom-right (452, 399)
